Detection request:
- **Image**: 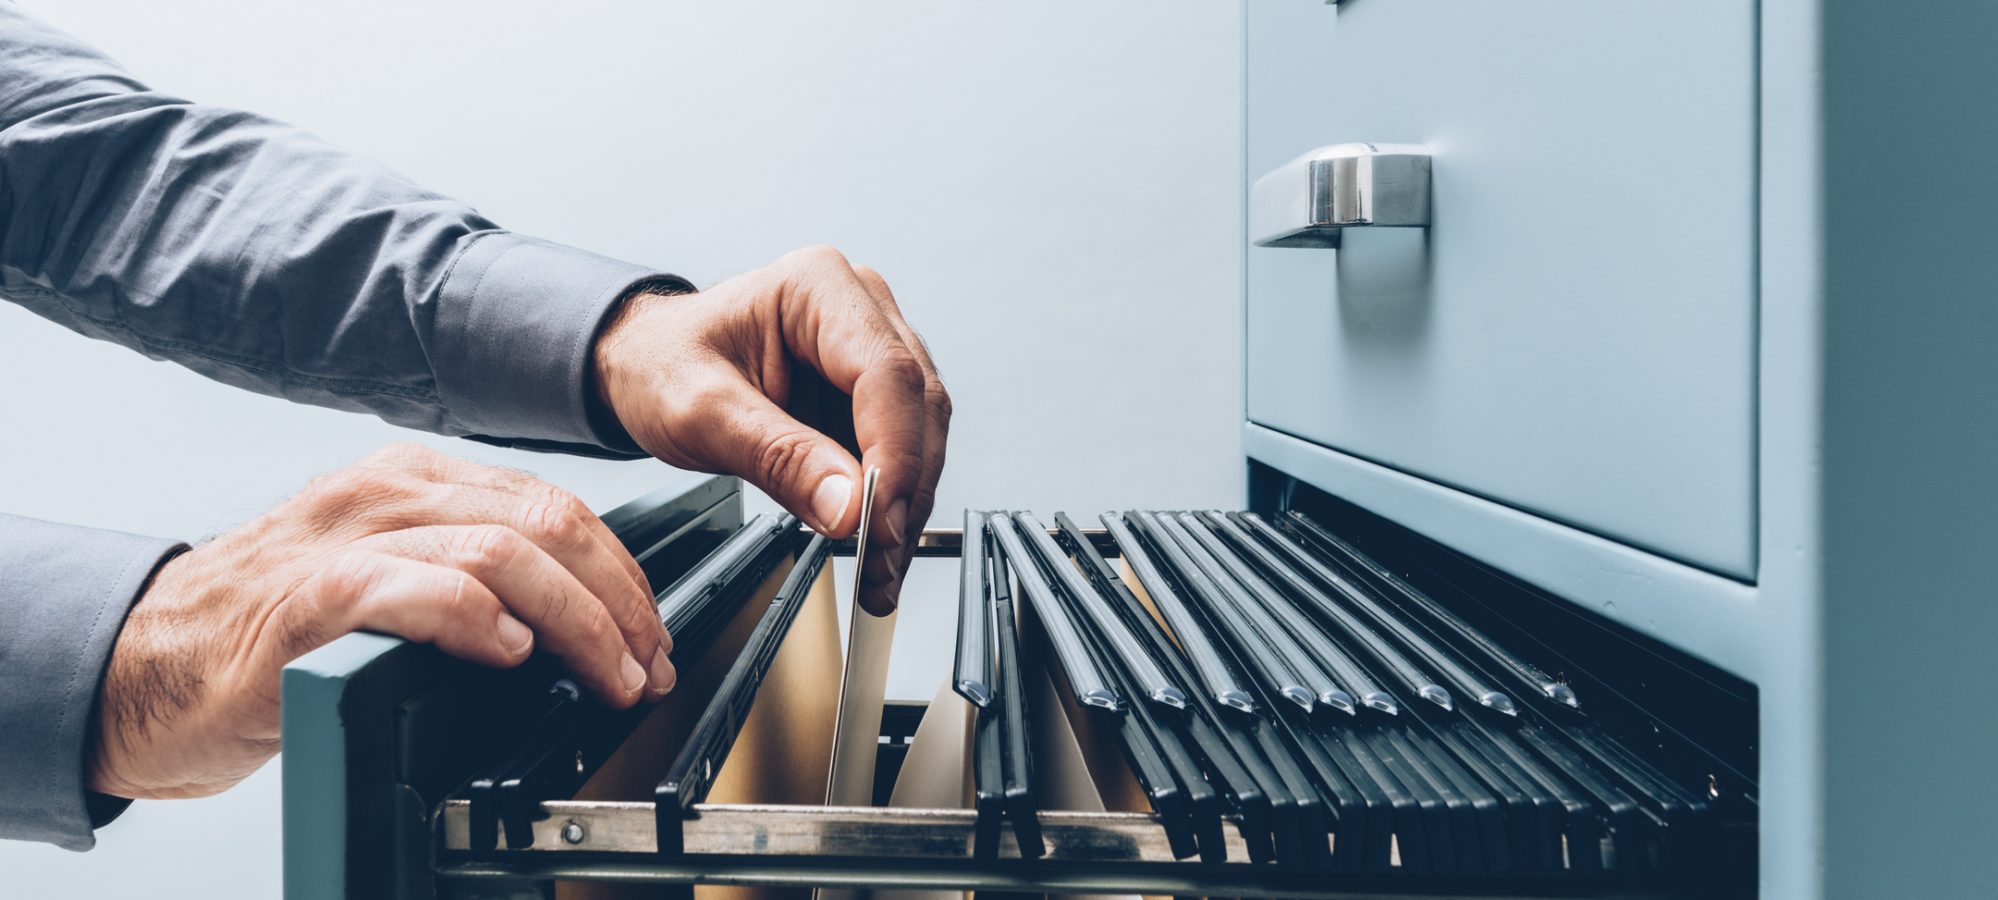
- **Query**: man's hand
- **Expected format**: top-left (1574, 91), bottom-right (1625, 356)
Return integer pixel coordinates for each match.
top-left (88, 444), bottom-right (671, 800)
top-left (594, 246), bottom-right (951, 616)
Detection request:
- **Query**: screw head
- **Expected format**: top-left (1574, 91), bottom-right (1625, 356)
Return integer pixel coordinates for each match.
top-left (560, 820), bottom-right (586, 845)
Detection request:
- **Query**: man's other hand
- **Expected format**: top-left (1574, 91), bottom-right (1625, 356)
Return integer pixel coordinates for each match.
top-left (594, 246), bottom-right (951, 616)
top-left (88, 444), bottom-right (670, 800)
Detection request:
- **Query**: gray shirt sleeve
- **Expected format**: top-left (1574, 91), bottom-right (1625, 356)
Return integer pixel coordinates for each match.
top-left (0, 515), bottom-right (183, 851)
top-left (0, 2), bottom-right (687, 454)
top-left (0, 4), bottom-right (692, 848)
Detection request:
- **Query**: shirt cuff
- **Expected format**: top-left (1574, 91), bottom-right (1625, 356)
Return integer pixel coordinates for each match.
top-left (432, 232), bottom-right (694, 454)
top-left (0, 515), bottom-right (183, 850)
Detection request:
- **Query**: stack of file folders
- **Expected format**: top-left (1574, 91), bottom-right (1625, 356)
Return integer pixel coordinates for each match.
top-left (442, 495), bottom-right (1755, 897)
top-left (957, 508), bottom-right (1732, 875)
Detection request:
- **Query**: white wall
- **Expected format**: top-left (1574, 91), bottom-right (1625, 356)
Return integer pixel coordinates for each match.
top-left (0, 1), bottom-right (1242, 894)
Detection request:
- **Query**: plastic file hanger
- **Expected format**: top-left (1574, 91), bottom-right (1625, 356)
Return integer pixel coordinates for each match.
top-left (987, 534), bottom-right (1046, 858)
top-left (954, 509), bottom-right (993, 707)
top-left (1216, 512), bottom-right (1453, 711)
top-left (655, 532), bottom-right (830, 855)
top-left (1015, 512), bottom-right (1185, 712)
top-left (990, 513), bottom-right (1121, 711)
top-left (1179, 512), bottom-right (1399, 715)
top-left (464, 514), bottom-right (795, 851)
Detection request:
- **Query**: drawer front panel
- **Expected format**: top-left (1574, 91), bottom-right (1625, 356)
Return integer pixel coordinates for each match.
top-left (1245, 1), bottom-right (1757, 577)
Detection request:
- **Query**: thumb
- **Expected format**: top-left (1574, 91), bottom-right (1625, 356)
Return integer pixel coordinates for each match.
top-left (689, 380), bottom-right (863, 536)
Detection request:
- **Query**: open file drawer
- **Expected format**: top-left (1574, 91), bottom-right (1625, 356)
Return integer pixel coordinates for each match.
top-left (281, 475), bottom-right (1756, 899)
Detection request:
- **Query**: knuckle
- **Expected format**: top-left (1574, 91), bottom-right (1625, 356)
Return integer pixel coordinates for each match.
top-left (491, 463), bottom-right (545, 492)
top-left (926, 381), bottom-right (954, 423)
top-left (459, 525), bottom-right (524, 572)
top-left (850, 263), bottom-right (891, 295)
top-left (753, 429), bottom-right (820, 495)
top-left (306, 465), bottom-right (372, 501)
top-left (573, 606), bottom-right (624, 653)
top-left (876, 351), bottom-right (927, 396)
top-left (618, 598), bottom-right (657, 643)
top-left (793, 244), bottom-right (848, 269)
top-left (363, 442), bottom-right (438, 468)
top-left (306, 552), bottom-right (379, 608)
top-left (521, 501), bottom-right (588, 550)
top-left (309, 460), bottom-right (409, 502)
top-left (912, 484), bottom-right (941, 519)
top-left (537, 483), bottom-right (593, 521)
top-left (439, 569), bottom-right (485, 620)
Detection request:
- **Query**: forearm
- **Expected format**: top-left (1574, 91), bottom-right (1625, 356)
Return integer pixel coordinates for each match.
top-left (0, 514), bottom-right (182, 850)
top-left (0, 4), bottom-right (683, 453)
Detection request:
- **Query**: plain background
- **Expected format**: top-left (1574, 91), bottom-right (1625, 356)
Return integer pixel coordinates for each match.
top-left (0, 0), bottom-right (1244, 894)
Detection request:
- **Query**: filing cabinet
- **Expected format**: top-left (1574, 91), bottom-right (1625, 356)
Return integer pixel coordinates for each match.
top-left (1241, 2), bottom-right (1998, 899)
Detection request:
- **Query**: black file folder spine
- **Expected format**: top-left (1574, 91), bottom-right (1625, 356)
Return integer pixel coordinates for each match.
top-left (1219, 512), bottom-right (1453, 711)
top-left (971, 693), bottom-right (1006, 859)
top-left (1056, 513), bottom-right (1232, 863)
top-left (991, 513), bottom-right (1121, 711)
top-left (1135, 511), bottom-right (1321, 714)
top-left (1181, 512), bottom-right (1398, 715)
top-left (659, 514), bottom-right (793, 650)
top-left (954, 510), bottom-right (994, 708)
top-left (1091, 512), bottom-right (1287, 863)
top-left (987, 534), bottom-right (1046, 859)
top-left (1101, 513), bottom-right (1257, 714)
top-left (465, 515), bottom-right (795, 851)
top-left (445, 495), bottom-right (1747, 891)
top-left (655, 531), bottom-right (827, 856)
top-left (1267, 512), bottom-right (1518, 716)
top-left (967, 511), bottom-right (1008, 859)
top-left (1015, 511), bottom-right (1186, 712)
top-left (465, 680), bottom-right (581, 851)
top-left (1276, 511), bottom-right (1577, 709)
top-left (1018, 513), bottom-right (1198, 859)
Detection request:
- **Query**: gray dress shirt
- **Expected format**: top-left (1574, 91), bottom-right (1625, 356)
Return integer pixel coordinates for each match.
top-left (0, 4), bottom-right (685, 849)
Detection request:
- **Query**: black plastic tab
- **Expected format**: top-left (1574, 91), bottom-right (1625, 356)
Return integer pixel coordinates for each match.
top-left (988, 537), bottom-right (1046, 860)
top-left (954, 510), bottom-right (994, 708)
top-left (654, 532), bottom-right (825, 856)
top-left (991, 514), bottom-right (1122, 712)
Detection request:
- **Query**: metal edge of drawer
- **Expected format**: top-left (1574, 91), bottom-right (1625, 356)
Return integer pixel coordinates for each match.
top-left (1244, 422), bottom-right (1762, 684)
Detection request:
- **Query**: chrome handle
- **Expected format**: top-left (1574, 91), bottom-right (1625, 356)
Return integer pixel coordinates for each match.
top-left (1249, 143), bottom-right (1431, 248)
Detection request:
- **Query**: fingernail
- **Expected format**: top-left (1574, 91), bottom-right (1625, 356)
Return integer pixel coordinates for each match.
top-left (649, 646), bottom-right (677, 696)
top-left (620, 654), bottom-right (647, 698)
top-left (497, 614), bottom-right (533, 656)
top-left (884, 499), bottom-right (910, 547)
top-left (882, 572), bottom-right (904, 612)
top-left (812, 474), bottom-right (853, 531)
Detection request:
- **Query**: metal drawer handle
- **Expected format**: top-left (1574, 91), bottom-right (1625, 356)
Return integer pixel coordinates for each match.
top-left (1250, 143), bottom-right (1431, 248)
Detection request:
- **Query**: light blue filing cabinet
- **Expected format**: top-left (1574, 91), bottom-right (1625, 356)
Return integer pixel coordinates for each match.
top-left (1243, 2), bottom-right (1998, 899)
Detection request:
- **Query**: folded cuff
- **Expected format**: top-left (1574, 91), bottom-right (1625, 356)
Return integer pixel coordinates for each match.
top-left (432, 232), bottom-right (693, 453)
top-left (0, 515), bottom-right (183, 850)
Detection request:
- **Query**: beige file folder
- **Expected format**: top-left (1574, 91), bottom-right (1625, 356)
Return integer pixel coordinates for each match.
top-left (560, 559), bottom-right (843, 900)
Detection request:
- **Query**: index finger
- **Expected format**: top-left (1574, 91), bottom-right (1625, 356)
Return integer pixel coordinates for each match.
top-left (773, 250), bottom-right (932, 584)
top-left (849, 264), bottom-right (951, 614)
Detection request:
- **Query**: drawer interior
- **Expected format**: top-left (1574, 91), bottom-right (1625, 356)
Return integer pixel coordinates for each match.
top-left (421, 484), bottom-right (1758, 899)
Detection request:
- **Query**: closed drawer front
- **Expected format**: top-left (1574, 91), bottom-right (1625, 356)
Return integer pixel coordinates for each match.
top-left (1245, 1), bottom-right (1757, 577)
